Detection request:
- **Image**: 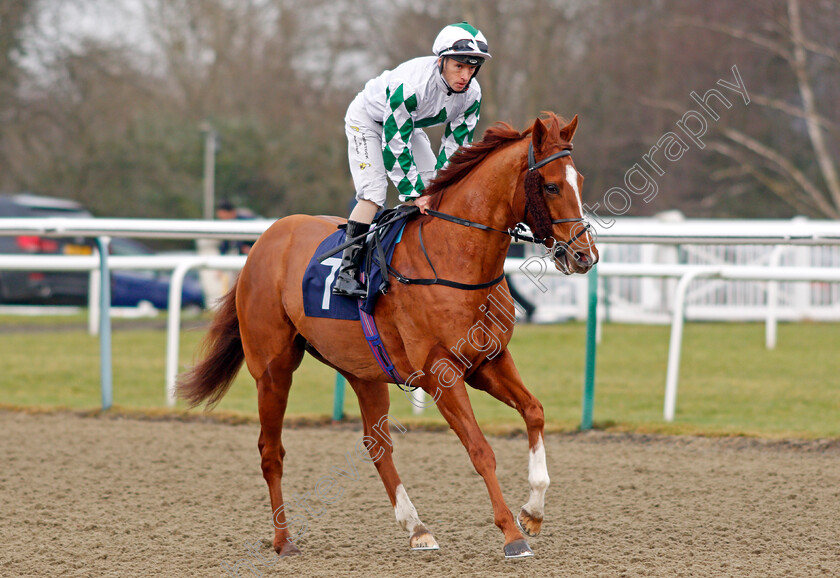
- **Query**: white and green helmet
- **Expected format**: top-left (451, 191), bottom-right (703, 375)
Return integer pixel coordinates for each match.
top-left (433, 22), bottom-right (492, 66)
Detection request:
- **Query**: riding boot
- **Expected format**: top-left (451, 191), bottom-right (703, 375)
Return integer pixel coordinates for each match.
top-left (332, 220), bottom-right (371, 298)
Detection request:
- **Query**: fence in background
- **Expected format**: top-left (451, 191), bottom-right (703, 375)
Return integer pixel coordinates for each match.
top-left (510, 241), bottom-right (840, 324)
top-left (2, 215), bottom-right (840, 425)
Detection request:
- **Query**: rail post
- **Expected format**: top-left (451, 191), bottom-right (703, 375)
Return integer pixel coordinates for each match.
top-left (95, 237), bottom-right (113, 410)
top-left (332, 373), bottom-right (346, 422)
top-left (664, 269), bottom-right (720, 421)
top-left (581, 264), bottom-right (598, 430)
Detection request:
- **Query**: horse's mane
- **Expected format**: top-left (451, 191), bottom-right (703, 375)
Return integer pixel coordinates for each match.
top-left (423, 112), bottom-right (568, 210)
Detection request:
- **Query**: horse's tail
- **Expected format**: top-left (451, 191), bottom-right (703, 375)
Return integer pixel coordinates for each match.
top-left (176, 281), bottom-right (244, 408)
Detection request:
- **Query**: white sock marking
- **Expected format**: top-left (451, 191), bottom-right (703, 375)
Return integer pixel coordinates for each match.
top-left (523, 434), bottom-right (550, 518)
top-left (394, 484), bottom-right (423, 534)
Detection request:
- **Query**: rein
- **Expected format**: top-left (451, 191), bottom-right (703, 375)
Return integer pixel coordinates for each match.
top-left (390, 141), bottom-right (589, 289)
top-left (425, 208), bottom-right (539, 243)
top-left (422, 141), bottom-right (591, 259)
top-left (387, 220), bottom-right (507, 290)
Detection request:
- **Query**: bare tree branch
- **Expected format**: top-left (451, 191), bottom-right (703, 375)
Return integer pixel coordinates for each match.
top-left (638, 96), bottom-right (685, 116)
top-left (800, 38), bottom-right (840, 65)
top-left (708, 140), bottom-right (825, 216)
top-left (786, 0), bottom-right (840, 209)
top-left (720, 127), bottom-right (838, 218)
top-left (750, 94), bottom-right (839, 135)
top-left (672, 16), bottom-right (792, 62)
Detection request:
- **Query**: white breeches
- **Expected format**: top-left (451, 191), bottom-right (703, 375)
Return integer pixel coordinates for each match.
top-left (345, 94), bottom-right (437, 207)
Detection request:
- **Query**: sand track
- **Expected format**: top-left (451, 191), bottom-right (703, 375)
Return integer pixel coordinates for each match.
top-left (2, 410), bottom-right (838, 577)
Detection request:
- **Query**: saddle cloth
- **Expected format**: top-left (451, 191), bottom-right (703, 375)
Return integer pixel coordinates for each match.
top-left (301, 206), bottom-right (417, 320)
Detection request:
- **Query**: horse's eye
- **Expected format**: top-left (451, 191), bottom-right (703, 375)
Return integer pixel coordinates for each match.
top-left (544, 183), bottom-right (560, 195)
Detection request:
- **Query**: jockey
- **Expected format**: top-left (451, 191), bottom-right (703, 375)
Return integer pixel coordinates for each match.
top-left (333, 21), bottom-right (491, 297)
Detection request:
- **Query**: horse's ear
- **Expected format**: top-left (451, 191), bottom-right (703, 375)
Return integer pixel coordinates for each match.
top-left (532, 118), bottom-right (548, 151)
top-left (560, 115), bottom-right (579, 143)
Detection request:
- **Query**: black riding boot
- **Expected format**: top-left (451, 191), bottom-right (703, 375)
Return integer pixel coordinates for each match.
top-left (332, 220), bottom-right (370, 298)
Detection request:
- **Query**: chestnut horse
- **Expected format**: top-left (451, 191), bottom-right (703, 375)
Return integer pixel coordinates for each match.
top-left (178, 112), bottom-right (598, 559)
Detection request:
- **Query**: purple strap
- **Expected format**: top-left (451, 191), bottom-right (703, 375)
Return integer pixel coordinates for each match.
top-left (358, 300), bottom-right (405, 385)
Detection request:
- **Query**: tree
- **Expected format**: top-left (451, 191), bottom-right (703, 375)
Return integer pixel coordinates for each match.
top-left (676, 0), bottom-right (840, 217)
top-left (2, 0), bottom-right (836, 221)
top-left (0, 0), bottom-right (39, 188)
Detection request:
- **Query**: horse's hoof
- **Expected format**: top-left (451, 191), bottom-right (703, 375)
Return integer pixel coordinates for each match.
top-left (503, 538), bottom-right (534, 559)
top-left (276, 540), bottom-right (301, 557)
top-left (409, 526), bottom-right (440, 551)
top-left (517, 507), bottom-right (543, 537)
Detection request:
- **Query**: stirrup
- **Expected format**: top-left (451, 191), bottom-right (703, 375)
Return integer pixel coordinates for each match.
top-left (333, 272), bottom-right (367, 298)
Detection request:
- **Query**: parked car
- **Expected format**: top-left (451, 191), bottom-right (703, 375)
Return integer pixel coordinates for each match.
top-left (0, 193), bottom-right (204, 309)
top-left (0, 193), bottom-right (94, 304)
top-left (108, 237), bottom-right (205, 310)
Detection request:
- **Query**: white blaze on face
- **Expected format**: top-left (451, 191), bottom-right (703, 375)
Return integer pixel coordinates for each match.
top-left (565, 164), bottom-right (581, 201)
top-left (565, 164), bottom-right (595, 261)
top-left (523, 434), bottom-right (550, 518)
top-left (394, 484), bottom-right (423, 534)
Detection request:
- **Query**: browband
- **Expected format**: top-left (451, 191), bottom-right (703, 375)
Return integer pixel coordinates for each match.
top-left (527, 143), bottom-right (572, 171)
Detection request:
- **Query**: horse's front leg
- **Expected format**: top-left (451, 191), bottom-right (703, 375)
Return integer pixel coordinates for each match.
top-left (466, 349), bottom-right (549, 538)
top-left (427, 376), bottom-right (533, 558)
top-left (347, 378), bottom-right (439, 551)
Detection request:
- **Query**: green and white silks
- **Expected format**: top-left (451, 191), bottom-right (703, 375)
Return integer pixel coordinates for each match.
top-left (346, 56), bottom-right (481, 204)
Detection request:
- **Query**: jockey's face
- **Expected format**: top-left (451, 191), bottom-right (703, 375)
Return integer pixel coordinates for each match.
top-left (440, 57), bottom-right (478, 92)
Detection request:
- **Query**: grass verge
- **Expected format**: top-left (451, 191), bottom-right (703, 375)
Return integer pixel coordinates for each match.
top-left (1, 317), bottom-right (837, 438)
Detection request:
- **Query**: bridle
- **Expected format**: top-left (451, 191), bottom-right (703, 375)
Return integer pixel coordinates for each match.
top-left (523, 142), bottom-right (593, 272)
top-left (347, 137), bottom-right (594, 293)
top-left (426, 140), bottom-right (593, 271)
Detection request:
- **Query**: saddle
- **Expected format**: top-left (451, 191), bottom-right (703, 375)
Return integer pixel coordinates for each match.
top-left (304, 205), bottom-right (419, 320)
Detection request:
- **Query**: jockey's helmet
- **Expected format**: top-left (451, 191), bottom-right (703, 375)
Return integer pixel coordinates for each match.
top-left (433, 22), bottom-right (492, 66)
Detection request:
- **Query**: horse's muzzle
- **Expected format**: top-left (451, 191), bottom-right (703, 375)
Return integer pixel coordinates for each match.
top-left (552, 245), bottom-right (598, 275)
top-left (573, 251), bottom-right (596, 269)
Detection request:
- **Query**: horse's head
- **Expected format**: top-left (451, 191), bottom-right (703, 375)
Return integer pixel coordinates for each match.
top-left (521, 114), bottom-right (599, 275)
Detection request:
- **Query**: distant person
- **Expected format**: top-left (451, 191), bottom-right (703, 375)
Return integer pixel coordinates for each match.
top-left (332, 22), bottom-right (492, 297)
top-left (216, 199), bottom-right (254, 256)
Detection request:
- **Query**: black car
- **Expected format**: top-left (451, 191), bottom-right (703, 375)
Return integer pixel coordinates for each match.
top-left (0, 193), bottom-right (95, 304)
top-left (0, 193), bottom-right (204, 309)
top-left (107, 237), bottom-right (205, 310)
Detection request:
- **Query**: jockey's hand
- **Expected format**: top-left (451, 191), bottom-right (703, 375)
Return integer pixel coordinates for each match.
top-left (414, 194), bottom-right (432, 215)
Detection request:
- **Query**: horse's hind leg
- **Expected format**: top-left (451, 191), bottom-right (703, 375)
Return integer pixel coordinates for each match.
top-left (347, 378), bottom-right (439, 551)
top-left (254, 347), bottom-right (305, 556)
top-left (467, 349), bottom-right (548, 538)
